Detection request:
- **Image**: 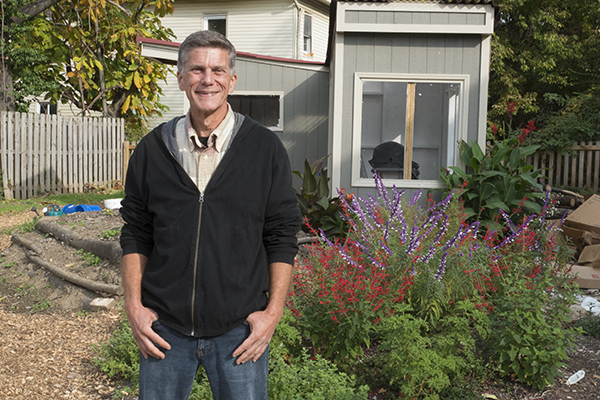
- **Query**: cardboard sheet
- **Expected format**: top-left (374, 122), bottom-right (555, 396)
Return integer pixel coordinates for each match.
top-left (564, 194), bottom-right (600, 235)
top-left (578, 244), bottom-right (600, 268)
top-left (570, 264), bottom-right (600, 289)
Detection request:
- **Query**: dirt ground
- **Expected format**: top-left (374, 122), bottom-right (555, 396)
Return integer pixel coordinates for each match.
top-left (0, 209), bottom-right (599, 399)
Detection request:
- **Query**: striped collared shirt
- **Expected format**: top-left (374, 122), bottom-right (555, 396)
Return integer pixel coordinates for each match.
top-left (175, 105), bottom-right (235, 192)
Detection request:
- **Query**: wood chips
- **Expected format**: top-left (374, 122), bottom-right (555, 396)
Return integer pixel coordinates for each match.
top-left (0, 309), bottom-right (122, 399)
top-left (0, 211), bottom-right (38, 251)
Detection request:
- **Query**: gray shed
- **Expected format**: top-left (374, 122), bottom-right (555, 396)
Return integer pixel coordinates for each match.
top-left (328, 0), bottom-right (495, 198)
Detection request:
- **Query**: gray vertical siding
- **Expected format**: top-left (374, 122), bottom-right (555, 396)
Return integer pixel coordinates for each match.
top-left (234, 58), bottom-right (329, 178)
top-left (340, 32), bottom-right (483, 199)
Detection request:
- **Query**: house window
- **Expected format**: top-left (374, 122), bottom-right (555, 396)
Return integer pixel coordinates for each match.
top-left (353, 74), bottom-right (468, 188)
top-left (38, 102), bottom-right (57, 115)
top-left (303, 14), bottom-right (312, 54)
top-left (204, 13), bottom-right (227, 37)
top-left (229, 92), bottom-right (283, 131)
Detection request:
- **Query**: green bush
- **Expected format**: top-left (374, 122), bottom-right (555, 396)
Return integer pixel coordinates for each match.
top-left (533, 88), bottom-right (600, 151)
top-left (575, 313), bottom-right (600, 338)
top-left (271, 309), bottom-right (369, 399)
top-left (94, 309), bottom-right (368, 399)
top-left (93, 315), bottom-right (140, 394)
top-left (269, 350), bottom-right (369, 400)
top-left (290, 175), bottom-right (578, 396)
top-left (484, 267), bottom-right (581, 389)
top-left (374, 303), bottom-right (488, 400)
top-left (440, 137), bottom-right (543, 233)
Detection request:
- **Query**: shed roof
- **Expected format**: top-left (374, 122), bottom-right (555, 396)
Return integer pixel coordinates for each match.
top-left (325, 0), bottom-right (497, 64)
top-left (338, 0), bottom-right (494, 3)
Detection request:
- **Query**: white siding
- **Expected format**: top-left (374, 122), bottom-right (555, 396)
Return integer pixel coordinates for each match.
top-left (151, 0), bottom-right (330, 128)
top-left (164, 0), bottom-right (295, 59)
top-left (298, 0), bottom-right (330, 62)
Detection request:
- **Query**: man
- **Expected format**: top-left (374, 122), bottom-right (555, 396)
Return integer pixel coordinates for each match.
top-left (120, 30), bottom-right (301, 400)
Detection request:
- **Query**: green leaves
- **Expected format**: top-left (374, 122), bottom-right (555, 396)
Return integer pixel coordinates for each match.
top-left (440, 137), bottom-right (543, 233)
top-left (484, 268), bottom-right (580, 390)
top-left (15, 0), bottom-right (175, 121)
top-left (293, 157), bottom-right (349, 238)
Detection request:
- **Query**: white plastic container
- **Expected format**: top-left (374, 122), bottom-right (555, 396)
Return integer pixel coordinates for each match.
top-left (566, 370), bottom-right (585, 385)
top-left (581, 297), bottom-right (600, 316)
top-left (104, 198), bottom-right (123, 210)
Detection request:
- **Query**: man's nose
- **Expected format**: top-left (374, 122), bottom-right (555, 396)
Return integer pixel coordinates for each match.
top-left (201, 70), bottom-right (214, 85)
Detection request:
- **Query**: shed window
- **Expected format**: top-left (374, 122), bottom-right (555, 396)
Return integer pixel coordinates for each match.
top-left (229, 92), bottom-right (283, 131)
top-left (353, 75), bottom-right (468, 188)
top-left (303, 14), bottom-right (312, 54)
top-left (204, 14), bottom-right (227, 37)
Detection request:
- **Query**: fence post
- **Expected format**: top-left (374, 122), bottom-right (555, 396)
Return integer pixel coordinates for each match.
top-left (123, 140), bottom-right (130, 186)
top-left (0, 111), bottom-right (11, 200)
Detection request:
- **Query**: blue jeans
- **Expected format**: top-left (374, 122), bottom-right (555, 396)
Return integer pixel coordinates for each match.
top-left (139, 320), bottom-right (268, 400)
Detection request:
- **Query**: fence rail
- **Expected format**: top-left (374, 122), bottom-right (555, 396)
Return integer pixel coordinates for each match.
top-left (0, 112), bottom-right (125, 200)
top-left (527, 141), bottom-right (600, 190)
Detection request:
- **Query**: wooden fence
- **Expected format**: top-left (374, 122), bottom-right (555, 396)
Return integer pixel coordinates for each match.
top-left (527, 141), bottom-right (600, 190)
top-left (0, 112), bottom-right (125, 200)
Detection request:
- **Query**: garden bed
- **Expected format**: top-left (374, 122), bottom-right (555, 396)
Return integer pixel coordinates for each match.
top-left (0, 209), bottom-right (600, 399)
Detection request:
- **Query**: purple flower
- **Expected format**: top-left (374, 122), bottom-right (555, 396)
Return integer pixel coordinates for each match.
top-left (434, 252), bottom-right (448, 280)
top-left (338, 243), bottom-right (360, 268)
top-left (384, 220), bottom-right (391, 241)
top-left (494, 214), bottom-right (536, 249)
top-left (409, 189), bottom-right (423, 206)
top-left (422, 212), bottom-right (443, 237)
top-left (540, 190), bottom-right (551, 226)
top-left (500, 209), bottom-right (517, 234)
top-left (430, 191), bottom-right (455, 212)
top-left (431, 215), bottom-right (449, 245)
top-left (442, 225), bottom-right (465, 251)
top-left (421, 245), bottom-right (435, 264)
top-left (350, 196), bottom-right (373, 231)
top-left (318, 228), bottom-right (334, 246)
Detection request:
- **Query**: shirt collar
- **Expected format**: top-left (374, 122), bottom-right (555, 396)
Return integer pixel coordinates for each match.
top-left (185, 104), bottom-right (234, 153)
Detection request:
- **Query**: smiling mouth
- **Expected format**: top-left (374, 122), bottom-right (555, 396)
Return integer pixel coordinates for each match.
top-left (196, 91), bottom-right (219, 97)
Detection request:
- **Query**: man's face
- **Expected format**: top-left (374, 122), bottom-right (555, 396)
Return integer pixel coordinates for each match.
top-left (177, 47), bottom-right (237, 119)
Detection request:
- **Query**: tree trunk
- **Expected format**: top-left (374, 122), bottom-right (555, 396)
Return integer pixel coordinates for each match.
top-left (36, 218), bottom-right (123, 264)
top-left (0, 57), bottom-right (16, 112)
top-left (11, 232), bottom-right (123, 295)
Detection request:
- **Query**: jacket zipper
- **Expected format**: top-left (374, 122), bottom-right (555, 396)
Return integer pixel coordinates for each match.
top-left (190, 192), bottom-right (204, 336)
top-left (163, 143), bottom-right (205, 337)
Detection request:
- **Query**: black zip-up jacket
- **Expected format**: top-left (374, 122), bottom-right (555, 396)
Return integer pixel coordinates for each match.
top-left (120, 113), bottom-right (301, 337)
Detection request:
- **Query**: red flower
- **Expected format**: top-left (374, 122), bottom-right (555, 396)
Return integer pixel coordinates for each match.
top-left (507, 101), bottom-right (516, 117)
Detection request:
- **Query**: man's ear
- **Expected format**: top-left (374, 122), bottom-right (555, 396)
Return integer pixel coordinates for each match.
top-left (229, 74), bottom-right (238, 93)
top-left (177, 70), bottom-right (184, 91)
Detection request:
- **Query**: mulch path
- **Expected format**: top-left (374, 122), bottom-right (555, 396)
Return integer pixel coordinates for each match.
top-left (0, 309), bottom-right (123, 399)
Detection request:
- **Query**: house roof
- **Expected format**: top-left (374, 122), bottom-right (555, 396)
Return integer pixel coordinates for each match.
top-left (137, 0), bottom-right (496, 67)
top-left (136, 37), bottom-right (326, 67)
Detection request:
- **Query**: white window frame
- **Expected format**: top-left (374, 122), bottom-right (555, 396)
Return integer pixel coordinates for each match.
top-left (204, 13), bottom-right (227, 36)
top-left (352, 73), bottom-right (470, 189)
top-left (229, 91), bottom-right (284, 131)
top-left (303, 13), bottom-right (313, 55)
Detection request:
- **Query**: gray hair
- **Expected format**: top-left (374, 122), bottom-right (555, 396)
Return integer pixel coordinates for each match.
top-left (177, 30), bottom-right (236, 76)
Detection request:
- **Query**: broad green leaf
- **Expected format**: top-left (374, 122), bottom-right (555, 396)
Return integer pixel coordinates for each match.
top-left (485, 200), bottom-right (509, 211)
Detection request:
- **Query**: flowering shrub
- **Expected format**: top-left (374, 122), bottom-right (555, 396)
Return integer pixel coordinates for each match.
top-left (290, 175), bottom-right (580, 397)
top-left (443, 101), bottom-right (545, 233)
top-left (440, 136), bottom-right (543, 233)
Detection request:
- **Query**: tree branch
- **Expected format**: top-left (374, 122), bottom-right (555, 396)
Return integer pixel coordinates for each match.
top-left (11, 0), bottom-right (64, 25)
